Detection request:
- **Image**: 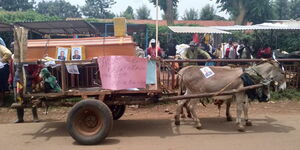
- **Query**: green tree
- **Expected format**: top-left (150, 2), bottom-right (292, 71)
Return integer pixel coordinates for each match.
top-left (136, 5), bottom-right (151, 20)
top-left (120, 6), bottom-right (135, 19)
top-left (274, 0), bottom-right (289, 20)
top-left (149, 0), bottom-right (179, 25)
top-left (162, 8), bottom-right (179, 20)
top-left (81, 0), bottom-right (116, 18)
top-left (216, 0), bottom-right (275, 24)
top-left (0, 10), bottom-right (60, 23)
top-left (182, 8), bottom-right (199, 20)
top-left (290, 0), bottom-right (300, 19)
top-left (36, 0), bottom-right (81, 19)
top-left (200, 4), bottom-right (216, 20)
top-left (0, 0), bottom-right (34, 11)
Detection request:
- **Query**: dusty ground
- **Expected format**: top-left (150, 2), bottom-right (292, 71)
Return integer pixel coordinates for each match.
top-left (0, 100), bottom-right (300, 150)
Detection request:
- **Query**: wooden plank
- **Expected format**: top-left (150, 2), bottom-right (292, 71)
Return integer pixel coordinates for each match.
top-left (24, 93), bottom-right (65, 98)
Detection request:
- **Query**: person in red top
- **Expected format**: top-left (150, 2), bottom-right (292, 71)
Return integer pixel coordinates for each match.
top-left (147, 39), bottom-right (162, 58)
top-left (257, 44), bottom-right (272, 58)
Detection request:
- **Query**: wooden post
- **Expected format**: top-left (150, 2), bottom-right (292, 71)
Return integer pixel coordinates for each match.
top-left (61, 61), bottom-right (67, 93)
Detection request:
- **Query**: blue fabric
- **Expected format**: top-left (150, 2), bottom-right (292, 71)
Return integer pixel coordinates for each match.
top-left (0, 37), bottom-right (6, 47)
top-left (146, 60), bottom-right (156, 84)
top-left (205, 62), bottom-right (215, 66)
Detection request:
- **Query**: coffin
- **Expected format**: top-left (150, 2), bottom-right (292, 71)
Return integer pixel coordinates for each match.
top-left (26, 36), bottom-right (135, 62)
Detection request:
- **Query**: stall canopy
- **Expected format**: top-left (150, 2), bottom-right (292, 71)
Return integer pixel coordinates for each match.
top-left (212, 20), bottom-right (300, 31)
top-left (13, 20), bottom-right (147, 36)
top-left (15, 20), bottom-right (99, 35)
top-left (0, 22), bottom-right (13, 32)
top-left (168, 26), bottom-right (232, 34)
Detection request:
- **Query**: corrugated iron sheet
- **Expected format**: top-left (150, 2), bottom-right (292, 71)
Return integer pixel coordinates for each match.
top-left (0, 22), bottom-right (12, 32)
top-left (168, 26), bottom-right (232, 34)
top-left (15, 20), bottom-right (99, 34)
top-left (213, 21), bottom-right (300, 31)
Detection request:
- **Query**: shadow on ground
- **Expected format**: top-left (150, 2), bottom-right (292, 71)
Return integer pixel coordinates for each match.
top-left (22, 115), bottom-right (295, 144)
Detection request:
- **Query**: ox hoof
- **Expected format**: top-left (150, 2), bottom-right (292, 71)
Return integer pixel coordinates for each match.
top-left (237, 124), bottom-right (245, 132)
top-left (175, 120), bottom-right (180, 126)
top-left (245, 120), bottom-right (252, 126)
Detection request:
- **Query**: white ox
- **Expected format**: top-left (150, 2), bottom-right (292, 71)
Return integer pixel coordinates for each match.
top-left (175, 60), bottom-right (286, 132)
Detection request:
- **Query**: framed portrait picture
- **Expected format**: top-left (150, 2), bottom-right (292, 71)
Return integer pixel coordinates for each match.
top-left (71, 46), bottom-right (85, 61)
top-left (56, 47), bottom-right (70, 61)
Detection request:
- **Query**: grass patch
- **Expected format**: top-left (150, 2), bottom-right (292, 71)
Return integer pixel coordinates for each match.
top-left (271, 89), bottom-right (300, 101)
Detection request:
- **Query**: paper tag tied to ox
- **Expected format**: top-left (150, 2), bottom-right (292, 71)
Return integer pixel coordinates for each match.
top-left (200, 67), bottom-right (215, 79)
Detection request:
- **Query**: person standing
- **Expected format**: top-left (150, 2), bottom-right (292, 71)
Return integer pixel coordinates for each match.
top-left (183, 41), bottom-right (211, 66)
top-left (223, 39), bottom-right (238, 59)
top-left (147, 39), bottom-right (162, 58)
top-left (0, 44), bottom-right (12, 106)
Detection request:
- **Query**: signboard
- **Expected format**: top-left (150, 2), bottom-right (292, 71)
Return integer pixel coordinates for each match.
top-left (98, 56), bottom-right (147, 90)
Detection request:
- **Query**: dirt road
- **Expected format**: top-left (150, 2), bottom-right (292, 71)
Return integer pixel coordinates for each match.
top-left (0, 101), bottom-right (300, 150)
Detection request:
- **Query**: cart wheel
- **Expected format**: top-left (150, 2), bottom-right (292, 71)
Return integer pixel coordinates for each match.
top-left (109, 105), bottom-right (126, 120)
top-left (67, 99), bottom-right (113, 145)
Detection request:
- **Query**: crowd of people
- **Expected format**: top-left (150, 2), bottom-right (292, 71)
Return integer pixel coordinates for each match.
top-left (135, 34), bottom-right (273, 62)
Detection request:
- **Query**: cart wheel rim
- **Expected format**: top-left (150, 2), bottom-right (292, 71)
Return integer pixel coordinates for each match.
top-left (74, 107), bottom-right (103, 136)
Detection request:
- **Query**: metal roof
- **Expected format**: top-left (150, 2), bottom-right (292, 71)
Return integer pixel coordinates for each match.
top-left (0, 22), bottom-right (13, 32)
top-left (168, 26), bottom-right (232, 34)
top-left (212, 21), bottom-right (300, 31)
top-left (15, 20), bottom-right (99, 34)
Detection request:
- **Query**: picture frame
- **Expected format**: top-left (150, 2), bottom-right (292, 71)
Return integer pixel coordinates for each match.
top-left (71, 46), bottom-right (85, 61)
top-left (56, 47), bottom-right (70, 61)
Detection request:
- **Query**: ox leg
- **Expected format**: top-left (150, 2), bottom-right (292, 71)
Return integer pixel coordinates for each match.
top-left (175, 100), bottom-right (187, 126)
top-left (180, 101), bottom-right (191, 118)
top-left (226, 99), bottom-right (233, 121)
top-left (188, 99), bottom-right (202, 129)
top-left (243, 97), bottom-right (252, 126)
top-left (235, 93), bottom-right (245, 132)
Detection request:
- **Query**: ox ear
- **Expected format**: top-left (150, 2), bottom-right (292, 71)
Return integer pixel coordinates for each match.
top-left (273, 52), bottom-right (285, 72)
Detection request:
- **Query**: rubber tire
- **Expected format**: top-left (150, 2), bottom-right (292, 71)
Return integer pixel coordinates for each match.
top-left (109, 105), bottom-right (126, 120)
top-left (67, 99), bottom-right (113, 145)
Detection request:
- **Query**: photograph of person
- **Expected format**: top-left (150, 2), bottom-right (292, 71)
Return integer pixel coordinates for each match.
top-left (71, 46), bottom-right (84, 60)
top-left (56, 47), bottom-right (69, 61)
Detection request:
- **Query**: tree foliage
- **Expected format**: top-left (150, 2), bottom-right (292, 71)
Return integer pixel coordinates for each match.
top-left (0, 0), bottom-right (34, 11)
top-left (136, 5), bottom-right (151, 20)
top-left (274, 0), bottom-right (289, 20)
top-left (182, 8), bottom-right (199, 20)
top-left (119, 6), bottom-right (135, 19)
top-left (81, 0), bottom-right (116, 18)
top-left (290, 0), bottom-right (300, 19)
top-left (36, 0), bottom-right (81, 19)
top-left (149, 0), bottom-right (179, 12)
top-left (0, 10), bottom-right (60, 23)
top-left (149, 0), bottom-right (179, 25)
top-left (216, 0), bottom-right (275, 24)
top-left (200, 4), bottom-right (216, 20)
top-left (162, 8), bottom-right (179, 20)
